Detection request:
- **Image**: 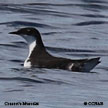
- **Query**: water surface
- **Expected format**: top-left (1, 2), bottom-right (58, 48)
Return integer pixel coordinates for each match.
top-left (0, 0), bottom-right (108, 108)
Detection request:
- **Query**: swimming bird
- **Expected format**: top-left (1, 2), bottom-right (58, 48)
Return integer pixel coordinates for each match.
top-left (9, 27), bottom-right (100, 72)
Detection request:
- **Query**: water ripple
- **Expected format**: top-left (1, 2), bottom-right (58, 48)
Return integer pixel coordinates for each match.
top-left (75, 21), bottom-right (107, 26)
top-left (0, 77), bottom-right (44, 83)
top-left (46, 46), bottom-right (95, 53)
top-left (0, 43), bottom-right (22, 48)
top-left (0, 76), bottom-right (67, 85)
top-left (0, 21), bottom-right (56, 28)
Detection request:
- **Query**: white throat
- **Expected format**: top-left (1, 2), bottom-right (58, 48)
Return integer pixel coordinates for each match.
top-left (24, 41), bottom-right (36, 68)
top-left (28, 41), bottom-right (36, 57)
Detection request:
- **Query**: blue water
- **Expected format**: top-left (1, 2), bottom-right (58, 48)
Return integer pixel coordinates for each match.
top-left (0, 0), bottom-right (108, 108)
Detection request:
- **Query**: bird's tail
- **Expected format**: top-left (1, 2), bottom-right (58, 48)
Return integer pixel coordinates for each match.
top-left (72, 57), bottom-right (101, 72)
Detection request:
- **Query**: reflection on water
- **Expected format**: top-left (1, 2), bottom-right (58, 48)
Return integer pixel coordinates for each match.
top-left (0, 0), bottom-right (108, 107)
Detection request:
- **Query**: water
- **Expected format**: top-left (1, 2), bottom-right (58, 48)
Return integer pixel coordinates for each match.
top-left (0, 0), bottom-right (108, 108)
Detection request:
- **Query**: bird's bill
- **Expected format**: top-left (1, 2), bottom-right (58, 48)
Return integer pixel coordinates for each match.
top-left (9, 31), bottom-right (18, 34)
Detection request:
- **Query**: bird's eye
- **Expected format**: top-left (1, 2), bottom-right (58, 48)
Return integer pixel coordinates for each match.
top-left (27, 29), bottom-right (30, 32)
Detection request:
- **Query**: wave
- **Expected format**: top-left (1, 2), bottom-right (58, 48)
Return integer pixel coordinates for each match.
top-left (0, 21), bottom-right (57, 28)
top-left (0, 76), bottom-right (67, 84)
top-left (75, 21), bottom-right (107, 26)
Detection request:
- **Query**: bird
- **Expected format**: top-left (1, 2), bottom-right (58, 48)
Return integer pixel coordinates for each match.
top-left (9, 27), bottom-right (100, 72)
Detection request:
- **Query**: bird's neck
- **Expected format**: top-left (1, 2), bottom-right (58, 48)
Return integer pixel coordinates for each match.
top-left (24, 40), bottom-right (36, 68)
top-left (24, 33), bottom-right (45, 68)
top-left (35, 34), bottom-right (44, 48)
top-left (28, 39), bottom-right (45, 58)
top-left (28, 41), bottom-right (36, 57)
top-left (27, 34), bottom-right (45, 56)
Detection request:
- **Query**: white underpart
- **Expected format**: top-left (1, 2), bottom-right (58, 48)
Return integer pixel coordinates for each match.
top-left (68, 63), bottom-right (74, 70)
top-left (24, 41), bottom-right (36, 68)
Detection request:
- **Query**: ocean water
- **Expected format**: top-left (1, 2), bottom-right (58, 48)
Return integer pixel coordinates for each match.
top-left (0, 0), bottom-right (108, 108)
